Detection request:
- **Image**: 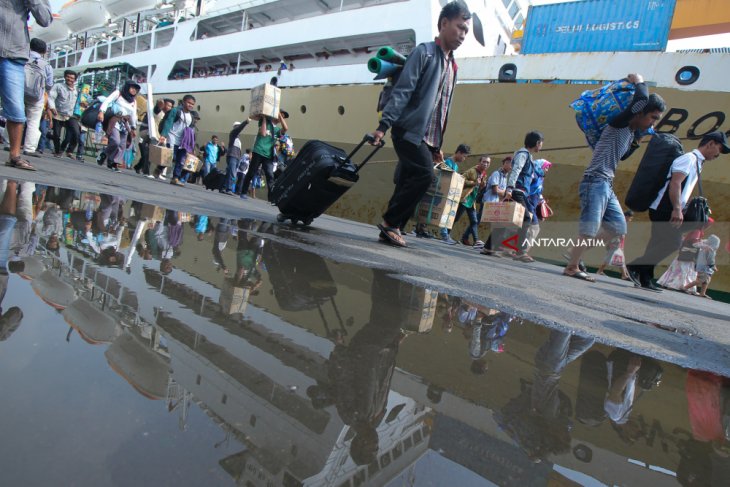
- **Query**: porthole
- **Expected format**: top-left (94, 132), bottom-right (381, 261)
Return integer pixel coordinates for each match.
top-left (215, 105), bottom-right (220, 112)
top-left (498, 63), bottom-right (517, 83)
top-left (240, 104), bottom-right (245, 112)
top-left (300, 105), bottom-right (307, 114)
top-left (197, 105), bottom-right (201, 111)
top-left (337, 105), bottom-right (345, 115)
top-left (675, 66), bottom-right (700, 85)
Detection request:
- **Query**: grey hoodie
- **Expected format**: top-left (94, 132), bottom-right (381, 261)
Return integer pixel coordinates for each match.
top-left (376, 42), bottom-right (457, 149)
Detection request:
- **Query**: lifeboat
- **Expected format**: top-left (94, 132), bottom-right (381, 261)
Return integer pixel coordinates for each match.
top-left (102, 0), bottom-right (159, 19)
top-left (61, 0), bottom-right (110, 33)
top-left (105, 333), bottom-right (169, 399)
top-left (31, 270), bottom-right (76, 310)
top-left (63, 298), bottom-right (120, 345)
top-left (29, 14), bottom-right (70, 43)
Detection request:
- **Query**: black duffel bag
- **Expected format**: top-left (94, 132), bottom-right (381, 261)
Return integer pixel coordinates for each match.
top-left (682, 157), bottom-right (710, 229)
top-left (80, 100), bottom-right (115, 130)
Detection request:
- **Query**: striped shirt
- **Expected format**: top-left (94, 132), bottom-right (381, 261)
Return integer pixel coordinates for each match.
top-left (423, 49), bottom-right (456, 149)
top-left (583, 83), bottom-right (649, 181)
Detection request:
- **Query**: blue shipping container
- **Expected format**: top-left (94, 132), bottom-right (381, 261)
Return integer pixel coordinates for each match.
top-left (521, 0), bottom-right (677, 54)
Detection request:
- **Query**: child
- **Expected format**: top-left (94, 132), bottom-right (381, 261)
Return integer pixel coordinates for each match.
top-left (683, 235), bottom-right (721, 299)
top-left (657, 229), bottom-right (702, 291)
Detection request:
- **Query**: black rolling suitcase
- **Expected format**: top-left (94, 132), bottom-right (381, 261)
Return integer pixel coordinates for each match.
top-left (269, 134), bottom-right (384, 225)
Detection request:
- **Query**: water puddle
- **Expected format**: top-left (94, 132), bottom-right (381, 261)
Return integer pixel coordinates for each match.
top-left (1, 182), bottom-right (729, 485)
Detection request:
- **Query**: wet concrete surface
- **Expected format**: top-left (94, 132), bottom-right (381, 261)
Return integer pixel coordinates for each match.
top-left (0, 165), bottom-right (728, 485)
top-left (1, 179), bottom-right (729, 485)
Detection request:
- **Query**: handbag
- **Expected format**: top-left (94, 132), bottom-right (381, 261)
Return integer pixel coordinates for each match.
top-left (682, 157), bottom-right (710, 229)
top-left (537, 199), bottom-right (553, 219)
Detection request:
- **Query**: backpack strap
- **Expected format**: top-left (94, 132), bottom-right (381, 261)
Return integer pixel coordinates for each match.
top-left (694, 153), bottom-right (703, 198)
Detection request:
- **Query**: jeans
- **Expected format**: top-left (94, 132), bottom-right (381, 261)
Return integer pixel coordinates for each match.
top-left (38, 118), bottom-right (50, 152)
top-left (172, 145), bottom-right (189, 180)
top-left (510, 190), bottom-right (536, 254)
top-left (22, 97), bottom-right (45, 152)
top-left (383, 136), bottom-right (434, 230)
top-left (241, 152), bottom-right (275, 198)
top-left (0, 58), bottom-right (26, 123)
top-left (224, 155), bottom-right (241, 192)
top-left (202, 161), bottom-right (214, 178)
top-left (578, 176), bottom-right (627, 237)
top-left (76, 130), bottom-right (86, 157)
top-left (458, 204), bottom-right (479, 243)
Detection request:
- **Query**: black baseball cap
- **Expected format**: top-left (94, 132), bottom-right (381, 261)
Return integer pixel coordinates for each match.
top-left (701, 131), bottom-right (730, 154)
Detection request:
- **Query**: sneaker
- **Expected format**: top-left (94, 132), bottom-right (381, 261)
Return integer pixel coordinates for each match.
top-left (96, 152), bottom-right (106, 165)
top-left (473, 240), bottom-right (485, 249)
top-left (76, 156), bottom-right (84, 162)
top-left (442, 237), bottom-right (458, 245)
top-left (461, 239), bottom-right (471, 246)
top-left (112, 167), bottom-right (121, 173)
top-left (639, 282), bottom-right (663, 293)
top-left (146, 174), bottom-right (155, 179)
top-left (156, 175), bottom-right (167, 181)
top-left (240, 194), bottom-right (248, 200)
top-left (170, 178), bottom-right (183, 186)
top-left (23, 151), bottom-right (41, 158)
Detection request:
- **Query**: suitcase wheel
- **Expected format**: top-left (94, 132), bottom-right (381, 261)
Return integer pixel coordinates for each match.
top-left (276, 213), bottom-right (287, 223)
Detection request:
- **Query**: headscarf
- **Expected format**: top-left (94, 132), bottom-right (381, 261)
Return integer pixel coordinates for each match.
top-left (120, 81), bottom-right (138, 103)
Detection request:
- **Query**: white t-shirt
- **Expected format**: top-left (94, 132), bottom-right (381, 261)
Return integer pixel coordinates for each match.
top-left (650, 149), bottom-right (705, 211)
top-left (167, 111), bottom-right (193, 147)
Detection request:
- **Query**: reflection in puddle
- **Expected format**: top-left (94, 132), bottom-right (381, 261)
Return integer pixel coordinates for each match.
top-left (1, 181), bottom-right (729, 485)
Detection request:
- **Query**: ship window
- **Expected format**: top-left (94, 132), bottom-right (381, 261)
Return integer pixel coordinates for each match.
top-left (123, 39), bottom-right (135, 56)
top-left (193, 11), bottom-right (245, 41)
top-left (154, 27), bottom-right (175, 49)
top-left (95, 43), bottom-right (108, 62)
top-left (240, 105), bottom-right (246, 112)
top-left (337, 105), bottom-right (345, 115)
top-left (168, 60), bottom-right (192, 80)
top-left (300, 105), bottom-right (307, 114)
top-left (676, 66), bottom-right (699, 85)
top-left (216, 105), bottom-right (220, 112)
top-left (190, 52), bottom-right (238, 78)
top-left (137, 34), bottom-right (152, 53)
top-left (110, 40), bottom-right (123, 58)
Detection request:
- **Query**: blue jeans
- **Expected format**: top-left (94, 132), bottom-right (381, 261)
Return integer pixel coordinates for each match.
top-left (172, 145), bottom-right (189, 180)
top-left (202, 161), bottom-right (214, 178)
top-left (76, 131), bottom-right (86, 157)
top-left (578, 176), bottom-right (627, 237)
top-left (0, 58), bottom-right (27, 122)
top-left (38, 118), bottom-right (51, 152)
top-left (457, 204), bottom-right (479, 243)
top-left (224, 156), bottom-right (240, 192)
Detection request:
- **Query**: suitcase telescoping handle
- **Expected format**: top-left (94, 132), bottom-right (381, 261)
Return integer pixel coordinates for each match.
top-left (347, 134), bottom-right (386, 172)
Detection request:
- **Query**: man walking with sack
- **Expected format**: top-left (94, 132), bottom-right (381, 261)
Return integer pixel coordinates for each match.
top-left (369, 1), bottom-right (470, 248)
top-left (627, 131), bottom-right (729, 290)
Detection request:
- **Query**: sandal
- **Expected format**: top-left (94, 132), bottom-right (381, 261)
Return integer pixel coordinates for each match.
top-left (701, 295), bottom-right (713, 300)
top-left (513, 254), bottom-right (535, 263)
top-left (563, 270), bottom-right (596, 282)
top-left (376, 224), bottom-right (407, 248)
top-left (5, 158), bottom-right (36, 171)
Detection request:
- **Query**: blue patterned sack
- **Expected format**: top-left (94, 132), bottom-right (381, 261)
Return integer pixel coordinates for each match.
top-left (570, 79), bottom-right (635, 149)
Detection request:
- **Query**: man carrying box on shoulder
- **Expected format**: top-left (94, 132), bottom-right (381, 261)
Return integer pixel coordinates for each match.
top-left (369, 1), bottom-right (470, 248)
top-left (239, 110), bottom-right (288, 201)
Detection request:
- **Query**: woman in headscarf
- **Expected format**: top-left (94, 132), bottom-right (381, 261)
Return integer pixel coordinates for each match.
top-left (73, 84), bottom-right (91, 162)
top-left (97, 80), bottom-right (139, 172)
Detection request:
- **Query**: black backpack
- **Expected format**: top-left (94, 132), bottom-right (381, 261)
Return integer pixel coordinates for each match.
top-left (624, 133), bottom-right (684, 212)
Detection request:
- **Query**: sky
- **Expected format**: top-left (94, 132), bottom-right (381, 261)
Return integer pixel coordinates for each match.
top-left (47, 0), bottom-right (729, 50)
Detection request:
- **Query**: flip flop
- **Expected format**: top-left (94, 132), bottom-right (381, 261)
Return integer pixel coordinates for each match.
top-left (376, 224), bottom-right (407, 248)
top-left (5, 158), bottom-right (36, 171)
top-left (563, 270), bottom-right (595, 282)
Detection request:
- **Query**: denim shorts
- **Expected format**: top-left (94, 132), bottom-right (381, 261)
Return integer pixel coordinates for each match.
top-left (578, 176), bottom-right (627, 237)
top-left (0, 58), bottom-right (27, 123)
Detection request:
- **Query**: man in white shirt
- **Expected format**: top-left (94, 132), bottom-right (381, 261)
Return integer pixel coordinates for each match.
top-left (628, 131), bottom-right (729, 289)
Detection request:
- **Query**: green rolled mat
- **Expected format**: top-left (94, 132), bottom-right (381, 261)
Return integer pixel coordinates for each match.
top-left (368, 58), bottom-right (401, 80)
top-left (376, 46), bottom-right (407, 65)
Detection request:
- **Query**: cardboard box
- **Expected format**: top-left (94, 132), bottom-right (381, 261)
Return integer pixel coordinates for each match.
top-left (416, 167), bottom-right (465, 230)
top-left (481, 201), bottom-right (525, 228)
top-left (403, 288), bottom-right (438, 334)
top-left (138, 204), bottom-right (165, 222)
top-left (219, 280), bottom-right (250, 315)
top-left (250, 83), bottom-right (281, 119)
top-left (149, 145), bottom-right (173, 167)
top-left (182, 153), bottom-right (202, 173)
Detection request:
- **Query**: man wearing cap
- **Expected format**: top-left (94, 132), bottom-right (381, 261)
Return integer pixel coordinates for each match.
top-left (239, 110), bottom-right (288, 200)
top-left (627, 131), bottom-right (730, 290)
top-left (222, 119), bottom-right (250, 194)
top-left (97, 80), bottom-right (140, 172)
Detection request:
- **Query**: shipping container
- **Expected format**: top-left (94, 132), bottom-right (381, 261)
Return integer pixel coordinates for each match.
top-left (521, 0), bottom-right (677, 54)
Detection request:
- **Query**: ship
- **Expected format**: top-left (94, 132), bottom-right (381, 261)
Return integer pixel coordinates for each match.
top-left (30, 0), bottom-right (730, 286)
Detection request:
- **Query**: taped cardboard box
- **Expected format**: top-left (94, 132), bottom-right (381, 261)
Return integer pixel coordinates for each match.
top-left (219, 280), bottom-right (251, 315)
top-left (250, 83), bottom-right (281, 119)
top-left (481, 201), bottom-right (525, 228)
top-left (429, 166), bottom-right (465, 199)
top-left (403, 288), bottom-right (438, 334)
top-left (182, 153), bottom-right (202, 173)
top-left (149, 145), bottom-right (173, 167)
top-left (138, 204), bottom-right (165, 222)
top-left (416, 194), bottom-right (460, 229)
